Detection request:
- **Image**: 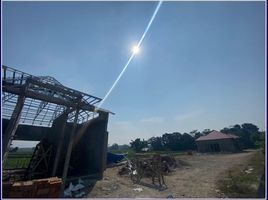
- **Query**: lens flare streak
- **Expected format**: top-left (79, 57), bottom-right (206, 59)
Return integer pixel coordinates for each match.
top-left (96, 1), bottom-right (163, 110)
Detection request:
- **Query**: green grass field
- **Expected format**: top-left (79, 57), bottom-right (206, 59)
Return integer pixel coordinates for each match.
top-left (3, 152), bottom-right (33, 169)
top-left (110, 149), bottom-right (190, 160)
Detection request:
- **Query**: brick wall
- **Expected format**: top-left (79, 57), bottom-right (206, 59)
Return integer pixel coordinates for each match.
top-left (3, 177), bottom-right (62, 198)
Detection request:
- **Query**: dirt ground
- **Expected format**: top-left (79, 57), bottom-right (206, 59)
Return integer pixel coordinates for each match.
top-left (87, 151), bottom-right (254, 198)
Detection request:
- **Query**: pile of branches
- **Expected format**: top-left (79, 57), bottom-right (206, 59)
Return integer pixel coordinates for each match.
top-left (118, 154), bottom-right (177, 176)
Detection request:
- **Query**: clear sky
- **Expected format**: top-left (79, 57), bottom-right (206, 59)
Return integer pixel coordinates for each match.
top-left (3, 1), bottom-right (265, 147)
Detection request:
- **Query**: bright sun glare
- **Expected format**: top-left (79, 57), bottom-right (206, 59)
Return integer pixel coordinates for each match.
top-left (132, 45), bottom-right (140, 54)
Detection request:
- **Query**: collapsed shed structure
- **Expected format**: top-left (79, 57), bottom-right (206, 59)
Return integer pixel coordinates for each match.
top-left (2, 65), bottom-right (113, 192)
top-left (195, 130), bottom-right (241, 153)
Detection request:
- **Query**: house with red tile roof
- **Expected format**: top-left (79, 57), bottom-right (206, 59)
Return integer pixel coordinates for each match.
top-left (195, 130), bottom-right (241, 152)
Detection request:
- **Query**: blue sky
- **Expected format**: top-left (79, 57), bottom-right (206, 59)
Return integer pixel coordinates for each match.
top-left (3, 1), bottom-right (265, 146)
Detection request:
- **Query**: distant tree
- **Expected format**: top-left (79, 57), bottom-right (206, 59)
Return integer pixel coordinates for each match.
top-left (242, 123), bottom-right (260, 144)
top-left (242, 123), bottom-right (259, 134)
top-left (221, 123), bottom-right (261, 149)
top-left (255, 131), bottom-right (265, 153)
top-left (189, 130), bottom-right (198, 137)
top-left (221, 124), bottom-right (242, 135)
top-left (233, 124), bottom-right (241, 129)
top-left (202, 129), bottom-right (211, 135)
top-left (130, 138), bottom-right (148, 152)
top-left (260, 131), bottom-right (265, 154)
top-left (109, 143), bottom-right (119, 151)
top-left (118, 144), bottom-right (130, 151)
top-left (162, 132), bottom-right (183, 151)
top-left (161, 132), bottom-right (197, 151)
top-left (148, 136), bottom-right (164, 151)
top-left (189, 130), bottom-right (203, 139)
top-left (194, 132), bottom-right (203, 139)
top-left (180, 133), bottom-right (197, 150)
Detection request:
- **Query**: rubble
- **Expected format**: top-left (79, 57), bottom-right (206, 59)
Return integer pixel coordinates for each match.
top-left (245, 167), bottom-right (254, 174)
top-left (118, 160), bottom-right (134, 175)
top-left (63, 178), bottom-right (87, 198)
top-left (133, 187), bottom-right (143, 192)
top-left (118, 154), bottom-right (178, 190)
top-left (119, 154), bottom-right (177, 176)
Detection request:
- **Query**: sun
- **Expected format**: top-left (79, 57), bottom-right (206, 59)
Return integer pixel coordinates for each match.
top-left (132, 45), bottom-right (140, 54)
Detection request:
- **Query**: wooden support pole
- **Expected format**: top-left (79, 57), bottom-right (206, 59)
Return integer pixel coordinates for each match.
top-left (60, 107), bottom-right (80, 195)
top-left (51, 108), bottom-right (70, 176)
top-left (2, 94), bottom-right (25, 161)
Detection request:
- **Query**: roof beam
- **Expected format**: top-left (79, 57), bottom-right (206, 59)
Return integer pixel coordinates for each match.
top-left (3, 85), bottom-right (96, 112)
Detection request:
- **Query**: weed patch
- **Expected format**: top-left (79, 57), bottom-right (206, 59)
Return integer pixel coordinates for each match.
top-left (217, 150), bottom-right (265, 198)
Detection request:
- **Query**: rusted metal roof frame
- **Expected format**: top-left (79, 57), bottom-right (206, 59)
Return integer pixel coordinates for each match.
top-left (2, 65), bottom-right (114, 127)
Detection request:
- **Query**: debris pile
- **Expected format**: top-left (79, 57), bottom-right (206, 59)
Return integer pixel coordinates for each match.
top-left (133, 187), bottom-right (143, 192)
top-left (244, 166), bottom-right (254, 174)
top-left (161, 155), bottom-right (177, 173)
top-left (118, 154), bottom-right (177, 176)
top-left (187, 150), bottom-right (193, 155)
top-left (64, 178), bottom-right (87, 198)
top-left (118, 160), bottom-right (135, 175)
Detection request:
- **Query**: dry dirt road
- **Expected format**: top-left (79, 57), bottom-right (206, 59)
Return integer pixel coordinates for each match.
top-left (87, 151), bottom-right (254, 198)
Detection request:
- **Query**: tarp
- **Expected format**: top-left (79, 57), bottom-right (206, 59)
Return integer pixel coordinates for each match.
top-left (107, 152), bottom-right (126, 164)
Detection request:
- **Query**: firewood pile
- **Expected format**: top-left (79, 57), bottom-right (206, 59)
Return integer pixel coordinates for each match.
top-left (118, 154), bottom-right (177, 176)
